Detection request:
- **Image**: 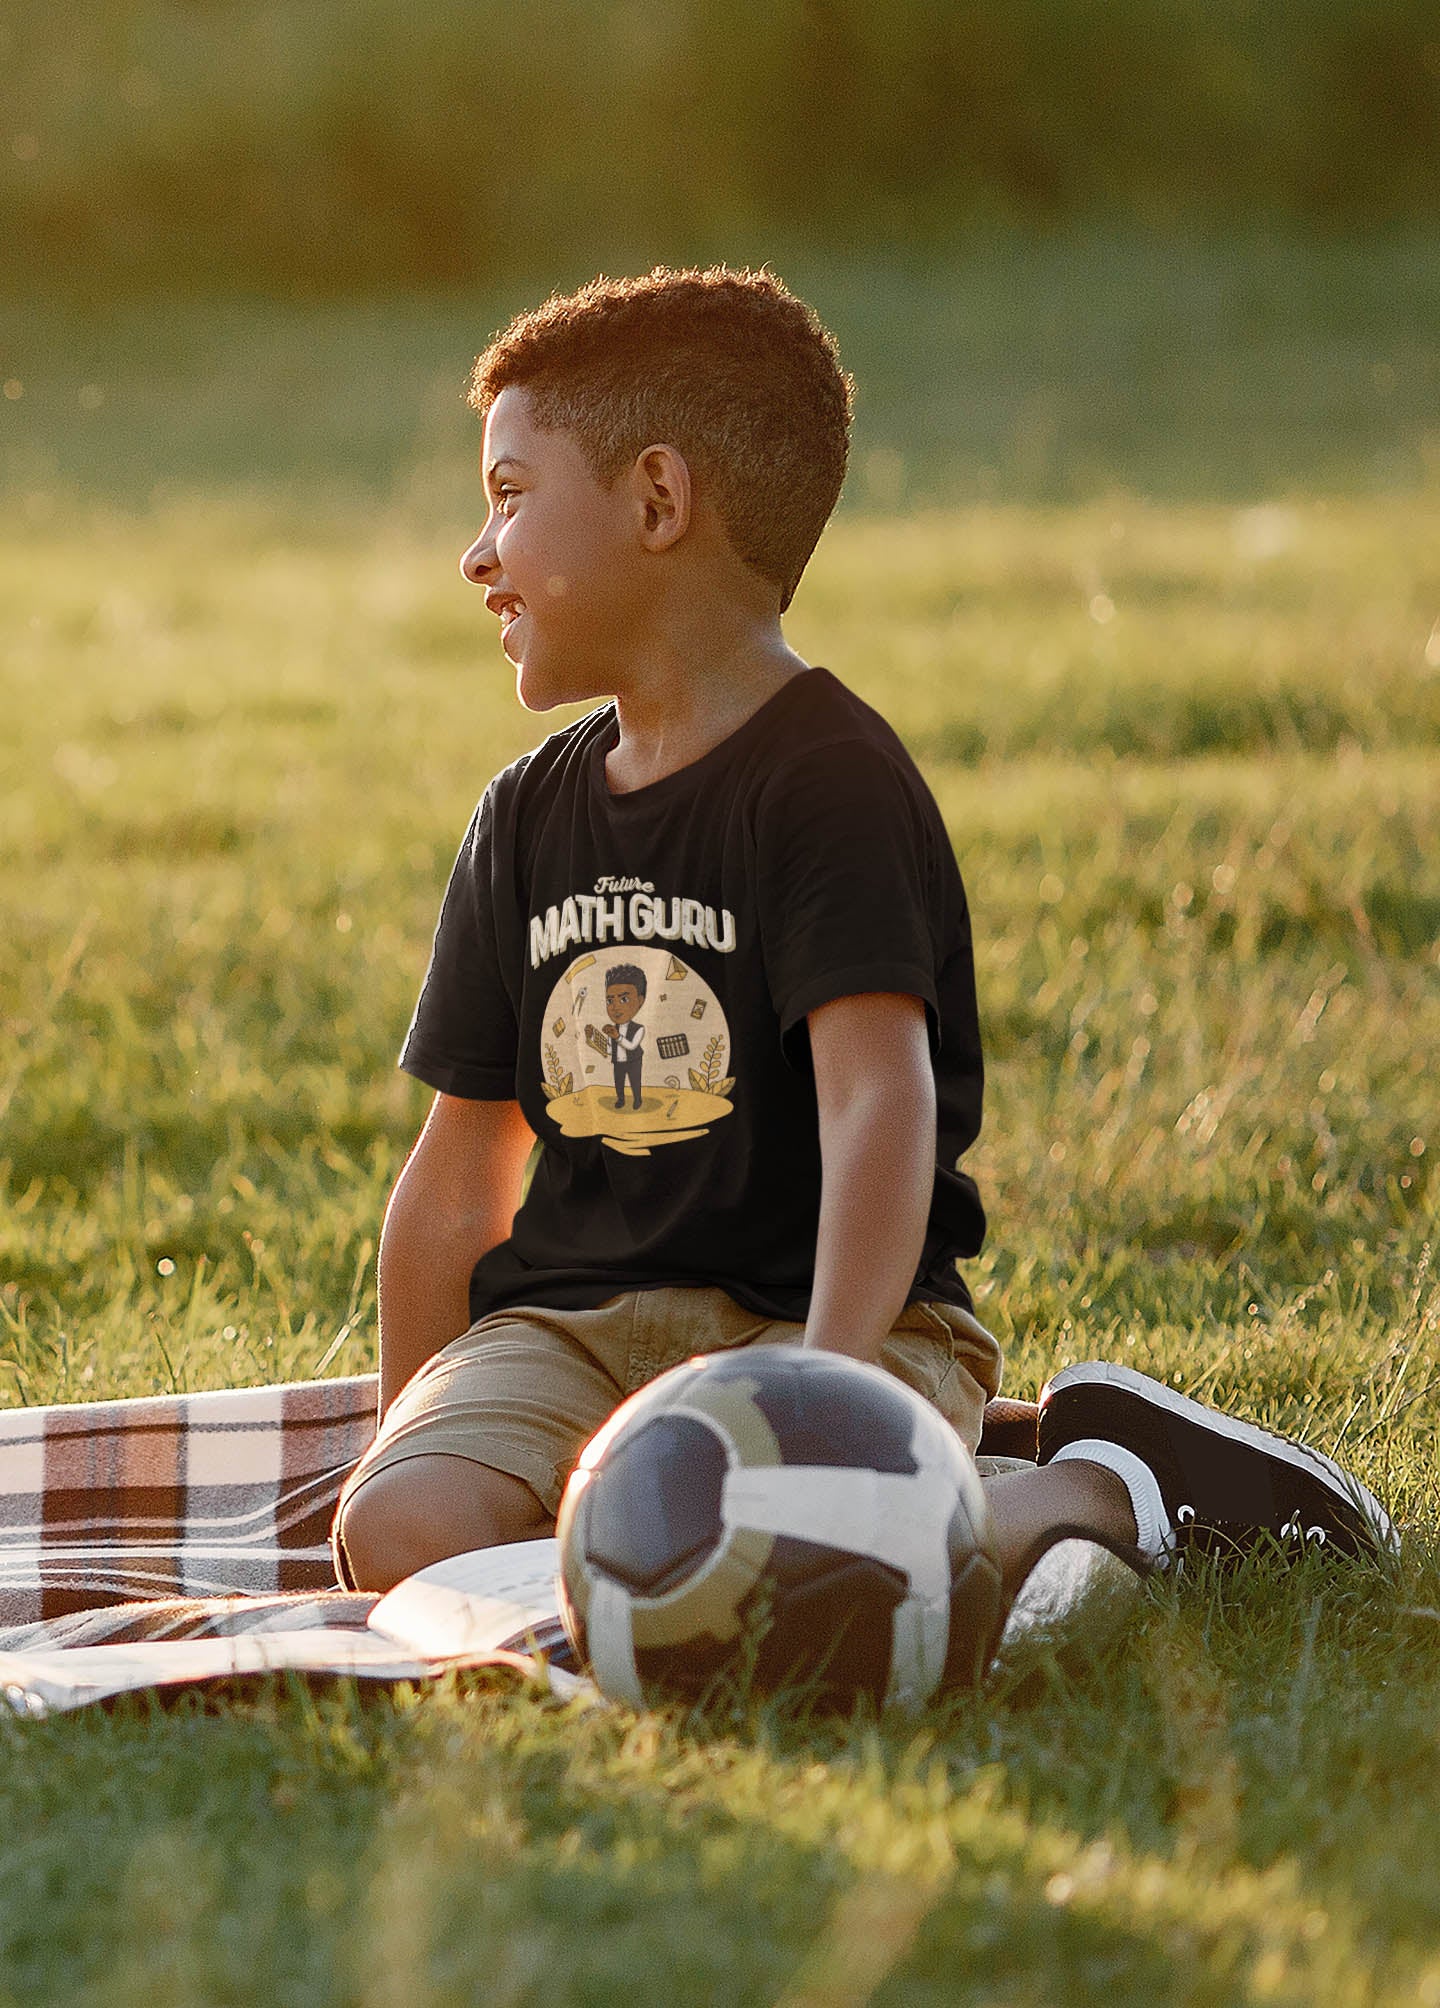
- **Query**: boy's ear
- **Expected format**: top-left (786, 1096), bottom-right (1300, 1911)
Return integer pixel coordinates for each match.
top-left (630, 444), bottom-right (691, 554)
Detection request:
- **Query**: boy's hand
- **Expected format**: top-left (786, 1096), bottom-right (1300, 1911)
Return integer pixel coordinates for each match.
top-left (804, 991), bottom-right (935, 1366)
top-left (377, 1092), bottom-right (535, 1416)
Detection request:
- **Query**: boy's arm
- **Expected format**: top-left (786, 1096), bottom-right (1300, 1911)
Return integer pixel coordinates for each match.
top-left (376, 1090), bottom-right (535, 1417)
top-left (804, 991), bottom-right (936, 1364)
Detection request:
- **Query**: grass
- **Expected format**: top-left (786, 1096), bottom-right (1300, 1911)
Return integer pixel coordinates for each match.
top-left (1, 263), bottom-right (1439, 2003)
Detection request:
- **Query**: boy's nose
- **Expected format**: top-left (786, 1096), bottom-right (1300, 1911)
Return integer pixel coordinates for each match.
top-left (459, 532), bottom-right (496, 585)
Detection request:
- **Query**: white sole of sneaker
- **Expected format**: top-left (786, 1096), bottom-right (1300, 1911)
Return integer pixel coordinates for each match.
top-left (1042, 1361), bottom-right (1400, 1557)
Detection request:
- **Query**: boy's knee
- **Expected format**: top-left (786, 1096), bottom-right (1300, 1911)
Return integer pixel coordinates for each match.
top-left (334, 1453), bottom-right (549, 1592)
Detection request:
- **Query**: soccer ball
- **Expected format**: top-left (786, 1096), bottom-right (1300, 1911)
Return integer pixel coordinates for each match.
top-left (556, 1344), bottom-right (1004, 1712)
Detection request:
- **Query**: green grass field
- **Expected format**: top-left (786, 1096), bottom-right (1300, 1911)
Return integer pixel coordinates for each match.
top-left (2, 260), bottom-right (1439, 2003)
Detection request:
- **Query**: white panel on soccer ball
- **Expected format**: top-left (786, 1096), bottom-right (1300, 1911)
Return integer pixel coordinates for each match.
top-left (585, 1575), bottom-right (644, 1707)
top-left (720, 1465), bottom-right (955, 1602)
top-left (885, 1591), bottom-right (952, 1713)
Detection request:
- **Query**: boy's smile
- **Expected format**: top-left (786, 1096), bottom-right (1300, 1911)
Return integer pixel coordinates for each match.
top-left (460, 387), bottom-right (645, 713)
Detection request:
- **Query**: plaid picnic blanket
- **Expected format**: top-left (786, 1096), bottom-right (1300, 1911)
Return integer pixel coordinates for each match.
top-left (0, 1374), bottom-right (377, 1630)
top-left (0, 1589), bottom-right (383, 1654)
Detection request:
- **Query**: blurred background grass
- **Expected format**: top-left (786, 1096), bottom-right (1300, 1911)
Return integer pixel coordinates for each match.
top-left (4, 0), bottom-right (1440, 290)
top-left (4, 231), bottom-right (1440, 524)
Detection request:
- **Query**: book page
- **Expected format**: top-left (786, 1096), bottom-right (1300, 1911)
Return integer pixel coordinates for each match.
top-left (368, 1538), bottom-right (563, 1658)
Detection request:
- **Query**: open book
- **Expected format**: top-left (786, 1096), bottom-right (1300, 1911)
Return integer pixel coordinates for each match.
top-left (0, 1540), bottom-right (588, 1718)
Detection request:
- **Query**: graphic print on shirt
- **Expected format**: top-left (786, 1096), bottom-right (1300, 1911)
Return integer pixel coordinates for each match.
top-left (538, 944), bottom-right (735, 1158)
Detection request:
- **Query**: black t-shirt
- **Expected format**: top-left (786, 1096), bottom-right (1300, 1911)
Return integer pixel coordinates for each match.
top-left (401, 667), bottom-right (987, 1325)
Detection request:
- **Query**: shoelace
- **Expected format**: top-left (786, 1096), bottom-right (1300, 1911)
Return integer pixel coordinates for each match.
top-left (1174, 1501), bottom-right (1329, 1545)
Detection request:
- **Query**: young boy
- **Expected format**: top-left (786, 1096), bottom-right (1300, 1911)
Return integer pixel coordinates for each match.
top-left (333, 267), bottom-right (1394, 1608)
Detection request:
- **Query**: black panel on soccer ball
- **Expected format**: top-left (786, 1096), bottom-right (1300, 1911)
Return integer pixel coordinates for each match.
top-left (584, 1414), bottom-right (728, 1596)
top-left (750, 1539), bottom-right (909, 1703)
top-left (633, 1538), bottom-right (908, 1707)
top-left (942, 1497), bottom-right (1005, 1687)
top-left (701, 1349), bottom-right (918, 1474)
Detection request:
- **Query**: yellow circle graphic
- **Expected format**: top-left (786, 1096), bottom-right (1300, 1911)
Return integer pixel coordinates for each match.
top-left (539, 948), bottom-right (735, 1157)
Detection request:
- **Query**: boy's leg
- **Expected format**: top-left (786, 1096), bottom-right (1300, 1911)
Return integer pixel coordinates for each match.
top-left (333, 1304), bottom-right (633, 1592)
top-left (337, 1456), bottom-right (550, 1592)
top-left (981, 1361), bottom-right (1398, 1592)
top-left (982, 1460), bottom-right (1139, 1598)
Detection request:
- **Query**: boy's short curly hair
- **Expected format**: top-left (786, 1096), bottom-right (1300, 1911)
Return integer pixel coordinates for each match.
top-left (468, 266), bottom-right (853, 612)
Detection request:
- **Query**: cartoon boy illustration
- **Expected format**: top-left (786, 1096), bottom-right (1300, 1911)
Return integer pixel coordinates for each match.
top-left (589, 964), bottom-right (646, 1110)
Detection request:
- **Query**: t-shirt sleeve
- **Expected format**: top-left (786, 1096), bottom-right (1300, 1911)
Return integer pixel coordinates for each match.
top-left (753, 741), bottom-right (942, 1065)
top-left (399, 790), bottom-right (520, 1099)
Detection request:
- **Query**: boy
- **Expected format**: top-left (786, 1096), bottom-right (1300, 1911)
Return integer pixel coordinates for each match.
top-left (333, 267), bottom-right (1394, 1607)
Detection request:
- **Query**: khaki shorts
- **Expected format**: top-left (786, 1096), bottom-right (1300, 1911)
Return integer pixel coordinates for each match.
top-left (334, 1287), bottom-right (1003, 1572)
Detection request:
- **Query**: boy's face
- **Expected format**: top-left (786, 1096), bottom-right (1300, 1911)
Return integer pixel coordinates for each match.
top-left (460, 387), bottom-right (647, 712)
top-left (606, 981), bottom-right (642, 1025)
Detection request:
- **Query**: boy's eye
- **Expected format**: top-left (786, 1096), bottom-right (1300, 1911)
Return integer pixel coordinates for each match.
top-left (495, 486), bottom-right (519, 515)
